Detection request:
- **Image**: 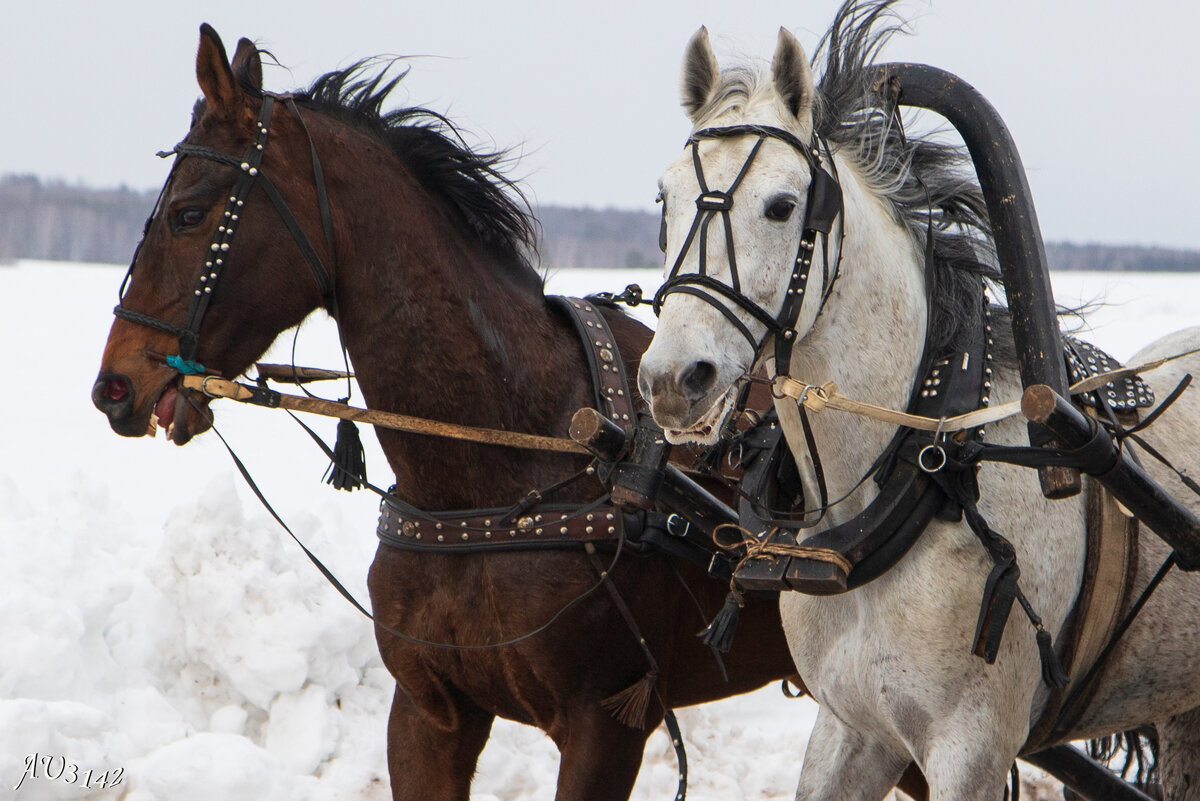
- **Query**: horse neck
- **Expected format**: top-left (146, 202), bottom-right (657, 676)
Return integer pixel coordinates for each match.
top-left (318, 132), bottom-right (589, 508)
top-left (778, 159), bottom-right (928, 516)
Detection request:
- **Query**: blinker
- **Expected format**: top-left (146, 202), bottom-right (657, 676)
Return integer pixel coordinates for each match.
top-left (805, 166), bottom-right (842, 235)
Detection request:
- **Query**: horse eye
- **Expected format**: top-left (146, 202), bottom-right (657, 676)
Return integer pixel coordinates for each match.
top-left (174, 207), bottom-right (207, 230)
top-left (765, 199), bottom-right (796, 222)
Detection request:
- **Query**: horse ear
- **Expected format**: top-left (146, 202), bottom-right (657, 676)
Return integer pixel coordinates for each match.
top-left (771, 28), bottom-right (814, 120)
top-left (196, 23), bottom-right (244, 120)
top-left (231, 37), bottom-right (263, 93)
top-left (681, 27), bottom-right (720, 121)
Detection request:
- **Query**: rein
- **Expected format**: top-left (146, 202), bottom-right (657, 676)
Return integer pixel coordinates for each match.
top-left (772, 346), bottom-right (1200, 435)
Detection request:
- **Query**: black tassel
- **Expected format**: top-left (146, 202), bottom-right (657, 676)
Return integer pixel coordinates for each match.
top-left (1036, 628), bottom-right (1070, 689)
top-left (326, 418), bottom-right (367, 491)
top-left (698, 591), bottom-right (742, 654)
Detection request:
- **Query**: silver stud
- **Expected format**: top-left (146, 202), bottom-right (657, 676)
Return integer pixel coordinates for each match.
top-left (462, 532), bottom-right (470, 541)
top-left (535, 528), bottom-right (543, 535)
top-left (560, 526), bottom-right (569, 535)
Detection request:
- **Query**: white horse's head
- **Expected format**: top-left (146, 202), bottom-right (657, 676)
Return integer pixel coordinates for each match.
top-left (640, 28), bottom-right (846, 444)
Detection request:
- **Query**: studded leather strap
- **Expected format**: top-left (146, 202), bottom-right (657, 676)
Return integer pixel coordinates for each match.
top-left (551, 296), bottom-right (638, 431)
top-left (377, 499), bottom-right (626, 551)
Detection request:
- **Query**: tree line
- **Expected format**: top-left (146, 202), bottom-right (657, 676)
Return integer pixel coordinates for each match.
top-left (3, 174), bottom-right (1199, 272)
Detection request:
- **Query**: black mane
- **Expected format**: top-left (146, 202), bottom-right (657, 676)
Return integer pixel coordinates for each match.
top-left (257, 61), bottom-right (542, 292)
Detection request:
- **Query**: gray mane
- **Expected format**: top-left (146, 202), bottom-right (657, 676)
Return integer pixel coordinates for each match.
top-left (812, 0), bottom-right (1000, 354)
top-left (691, 0), bottom-right (1002, 356)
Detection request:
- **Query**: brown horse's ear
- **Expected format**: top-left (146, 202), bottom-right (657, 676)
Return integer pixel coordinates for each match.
top-left (231, 37), bottom-right (263, 93)
top-left (681, 27), bottom-right (720, 122)
top-left (196, 23), bottom-right (244, 120)
top-left (771, 28), bottom-right (814, 120)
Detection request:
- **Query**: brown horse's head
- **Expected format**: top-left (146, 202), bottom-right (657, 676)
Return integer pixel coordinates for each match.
top-left (92, 25), bottom-right (332, 444)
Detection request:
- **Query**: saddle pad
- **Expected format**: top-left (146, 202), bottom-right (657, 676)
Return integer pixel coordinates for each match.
top-left (1064, 336), bottom-right (1155, 411)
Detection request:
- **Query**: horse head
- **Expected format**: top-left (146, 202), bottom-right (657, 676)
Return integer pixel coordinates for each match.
top-left (640, 28), bottom-right (832, 444)
top-left (92, 25), bottom-right (334, 444)
top-left (640, 25), bottom-right (934, 462)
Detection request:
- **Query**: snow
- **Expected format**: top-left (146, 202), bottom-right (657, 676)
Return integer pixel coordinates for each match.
top-left (2, 259), bottom-right (1197, 799)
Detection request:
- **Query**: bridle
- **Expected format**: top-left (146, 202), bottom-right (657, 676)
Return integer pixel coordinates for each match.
top-left (653, 124), bottom-right (844, 378)
top-left (113, 92), bottom-right (338, 375)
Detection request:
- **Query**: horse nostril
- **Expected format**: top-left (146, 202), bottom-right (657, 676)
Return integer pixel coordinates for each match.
top-left (103, 378), bottom-right (129, 401)
top-left (92, 374), bottom-right (134, 417)
top-left (679, 360), bottom-right (718, 402)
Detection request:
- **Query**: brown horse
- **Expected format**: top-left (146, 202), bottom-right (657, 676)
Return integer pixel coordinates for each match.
top-left (90, 26), bottom-right (803, 801)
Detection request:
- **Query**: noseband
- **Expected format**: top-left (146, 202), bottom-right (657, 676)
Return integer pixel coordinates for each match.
top-left (653, 124), bottom-right (844, 376)
top-left (113, 93), bottom-right (337, 374)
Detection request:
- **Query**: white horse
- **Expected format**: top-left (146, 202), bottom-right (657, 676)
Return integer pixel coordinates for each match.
top-left (638, 6), bottom-right (1200, 801)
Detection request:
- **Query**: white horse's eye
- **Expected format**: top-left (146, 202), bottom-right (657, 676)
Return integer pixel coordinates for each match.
top-left (765, 198), bottom-right (796, 222)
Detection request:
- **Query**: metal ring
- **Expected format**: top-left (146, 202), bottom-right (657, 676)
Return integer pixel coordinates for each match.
top-left (918, 444), bottom-right (947, 474)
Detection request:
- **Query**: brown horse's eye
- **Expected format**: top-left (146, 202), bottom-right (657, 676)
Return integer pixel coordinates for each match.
top-left (765, 198), bottom-right (796, 222)
top-left (174, 207), bottom-right (207, 230)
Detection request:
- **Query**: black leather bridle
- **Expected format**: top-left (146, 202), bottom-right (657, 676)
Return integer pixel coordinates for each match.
top-left (113, 93), bottom-right (338, 375)
top-left (653, 124), bottom-right (844, 377)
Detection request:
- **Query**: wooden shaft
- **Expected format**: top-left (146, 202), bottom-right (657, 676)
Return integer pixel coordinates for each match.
top-left (1025, 745), bottom-right (1156, 801)
top-left (1022, 384), bottom-right (1200, 568)
top-left (182, 375), bottom-right (589, 455)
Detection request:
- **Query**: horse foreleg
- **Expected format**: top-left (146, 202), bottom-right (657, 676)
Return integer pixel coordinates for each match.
top-left (921, 724), bottom-right (1025, 801)
top-left (384, 683), bottom-right (495, 801)
top-left (1159, 707), bottom-right (1200, 801)
top-left (795, 706), bottom-right (910, 801)
top-left (552, 704), bottom-right (657, 801)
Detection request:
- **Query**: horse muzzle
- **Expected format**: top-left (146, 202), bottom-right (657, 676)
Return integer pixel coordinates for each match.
top-left (91, 370), bottom-right (210, 443)
top-left (637, 357), bottom-right (738, 445)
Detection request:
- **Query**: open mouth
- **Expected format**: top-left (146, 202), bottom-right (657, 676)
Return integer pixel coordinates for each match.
top-left (663, 387), bottom-right (738, 446)
top-left (147, 380), bottom-right (210, 444)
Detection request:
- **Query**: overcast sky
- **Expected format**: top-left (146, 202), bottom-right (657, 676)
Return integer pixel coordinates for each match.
top-left (5, 0), bottom-right (1198, 249)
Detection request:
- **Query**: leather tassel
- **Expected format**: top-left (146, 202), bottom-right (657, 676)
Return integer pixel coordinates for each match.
top-left (601, 669), bottom-right (658, 729)
top-left (326, 418), bottom-right (367, 491)
top-left (1036, 628), bottom-right (1070, 689)
top-left (698, 591), bottom-right (742, 655)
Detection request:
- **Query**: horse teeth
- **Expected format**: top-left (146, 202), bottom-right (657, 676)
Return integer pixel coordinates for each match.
top-left (148, 412), bottom-right (159, 437)
top-left (166, 422), bottom-right (175, 441)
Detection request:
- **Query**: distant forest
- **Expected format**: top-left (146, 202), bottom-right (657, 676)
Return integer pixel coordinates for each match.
top-left (4, 174), bottom-right (1200, 272)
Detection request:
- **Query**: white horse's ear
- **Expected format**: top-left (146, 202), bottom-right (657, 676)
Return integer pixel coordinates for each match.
top-left (681, 27), bottom-right (720, 121)
top-left (771, 28), bottom-right (814, 120)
